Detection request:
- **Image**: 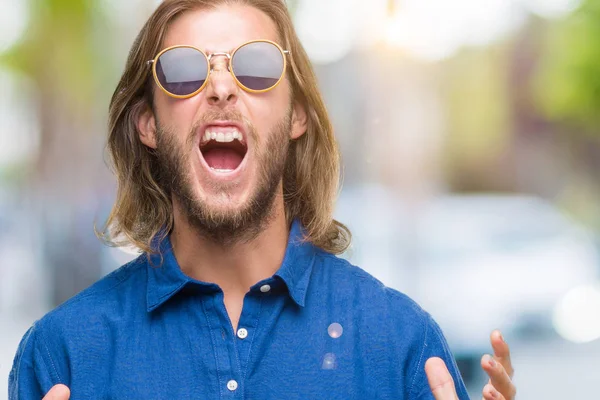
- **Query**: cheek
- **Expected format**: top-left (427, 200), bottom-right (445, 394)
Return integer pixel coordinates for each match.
top-left (244, 91), bottom-right (290, 136)
top-left (155, 93), bottom-right (201, 131)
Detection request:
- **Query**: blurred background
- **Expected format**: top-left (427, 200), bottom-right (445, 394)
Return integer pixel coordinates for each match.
top-left (1, 0), bottom-right (600, 398)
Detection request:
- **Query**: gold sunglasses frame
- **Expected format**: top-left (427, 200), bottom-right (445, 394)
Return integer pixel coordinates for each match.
top-left (146, 39), bottom-right (291, 99)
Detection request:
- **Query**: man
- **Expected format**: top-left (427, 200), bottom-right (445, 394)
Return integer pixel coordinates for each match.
top-left (10, 1), bottom-right (515, 399)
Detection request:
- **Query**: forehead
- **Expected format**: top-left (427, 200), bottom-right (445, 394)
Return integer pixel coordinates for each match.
top-left (162, 4), bottom-right (280, 53)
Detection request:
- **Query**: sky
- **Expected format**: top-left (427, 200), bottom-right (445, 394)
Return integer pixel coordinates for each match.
top-left (294, 0), bottom-right (581, 63)
top-left (0, 0), bottom-right (582, 62)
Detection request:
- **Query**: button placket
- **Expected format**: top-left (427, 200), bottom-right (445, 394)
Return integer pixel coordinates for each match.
top-left (234, 290), bottom-right (266, 379)
top-left (203, 294), bottom-right (240, 398)
top-left (237, 328), bottom-right (248, 339)
top-left (227, 379), bottom-right (238, 391)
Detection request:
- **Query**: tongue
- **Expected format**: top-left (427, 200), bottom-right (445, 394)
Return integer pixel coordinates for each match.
top-left (203, 148), bottom-right (244, 170)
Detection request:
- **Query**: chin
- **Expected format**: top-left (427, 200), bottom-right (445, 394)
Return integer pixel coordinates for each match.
top-left (194, 183), bottom-right (253, 212)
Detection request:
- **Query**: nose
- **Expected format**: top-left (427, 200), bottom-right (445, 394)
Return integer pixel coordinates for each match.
top-left (204, 56), bottom-right (238, 108)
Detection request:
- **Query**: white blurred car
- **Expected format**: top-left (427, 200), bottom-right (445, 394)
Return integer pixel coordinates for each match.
top-left (334, 185), bottom-right (600, 360)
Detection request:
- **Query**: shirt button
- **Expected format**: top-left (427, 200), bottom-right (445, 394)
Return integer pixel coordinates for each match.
top-left (227, 380), bottom-right (238, 391)
top-left (237, 328), bottom-right (248, 339)
top-left (260, 284), bottom-right (271, 293)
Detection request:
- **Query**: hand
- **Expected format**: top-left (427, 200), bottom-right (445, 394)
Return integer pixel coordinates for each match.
top-left (42, 384), bottom-right (70, 400)
top-left (480, 330), bottom-right (516, 400)
top-left (425, 330), bottom-right (516, 400)
top-left (425, 357), bottom-right (459, 399)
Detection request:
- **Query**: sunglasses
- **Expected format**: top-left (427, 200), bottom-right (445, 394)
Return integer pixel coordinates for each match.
top-left (147, 39), bottom-right (290, 99)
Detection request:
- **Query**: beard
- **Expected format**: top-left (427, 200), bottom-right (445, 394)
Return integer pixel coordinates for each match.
top-left (154, 108), bottom-right (292, 247)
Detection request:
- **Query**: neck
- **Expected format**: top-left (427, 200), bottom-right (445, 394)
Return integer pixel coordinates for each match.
top-left (169, 191), bottom-right (290, 297)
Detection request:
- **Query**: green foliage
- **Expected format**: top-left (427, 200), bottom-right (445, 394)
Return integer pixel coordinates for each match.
top-left (0, 0), bottom-right (111, 108)
top-left (441, 44), bottom-right (513, 166)
top-left (534, 0), bottom-right (600, 131)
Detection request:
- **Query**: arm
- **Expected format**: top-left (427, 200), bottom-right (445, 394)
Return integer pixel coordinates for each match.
top-left (408, 315), bottom-right (470, 400)
top-left (9, 324), bottom-right (69, 400)
top-left (9, 326), bottom-right (45, 399)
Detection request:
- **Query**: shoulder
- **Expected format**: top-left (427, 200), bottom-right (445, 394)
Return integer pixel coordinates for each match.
top-left (10, 256), bottom-right (147, 393)
top-left (313, 251), bottom-right (468, 398)
top-left (312, 252), bottom-right (466, 397)
top-left (314, 250), bottom-right (430, 323)
top-left (39, 255), bottom-right (146, 329)
top-left (312, 251), bottom-right (436, 357)
top-left (27, 257), bottom-right (145, 367)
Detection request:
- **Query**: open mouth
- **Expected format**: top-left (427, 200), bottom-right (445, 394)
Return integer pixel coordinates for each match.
top-left (199, 126), bottom-right (248, 173)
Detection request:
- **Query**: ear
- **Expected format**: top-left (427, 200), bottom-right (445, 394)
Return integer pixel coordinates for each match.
top-left (290, 100), bottom-right (308, 140)
top-left (137, 105), bottom-right (157, 149)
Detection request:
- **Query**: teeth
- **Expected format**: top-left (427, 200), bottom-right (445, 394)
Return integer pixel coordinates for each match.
top-left (210, 167), bottom-right (234, 172)
top-left (203, 129), bottom-right (243, 143)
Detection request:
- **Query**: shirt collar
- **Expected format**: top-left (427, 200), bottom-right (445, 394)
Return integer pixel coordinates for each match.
top-left (146, 218), bottom-right (317, 312)
top-left (145, 234), bottom-right (194, 313)
top-left (273, 218), bottom-right (317, 307)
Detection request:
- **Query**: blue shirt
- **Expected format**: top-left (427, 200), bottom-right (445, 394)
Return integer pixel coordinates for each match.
top-left (9, 219), bottom-right (469, 399)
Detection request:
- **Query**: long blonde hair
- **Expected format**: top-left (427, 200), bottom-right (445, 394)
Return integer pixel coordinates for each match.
top-left (100, 0), bottom-right (351, 254)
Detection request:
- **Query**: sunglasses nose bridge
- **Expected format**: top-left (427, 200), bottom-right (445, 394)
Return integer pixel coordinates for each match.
top-left (204, 52), bottom-right (239, 105)
top-left (207, 52), bottom-right (232, 72)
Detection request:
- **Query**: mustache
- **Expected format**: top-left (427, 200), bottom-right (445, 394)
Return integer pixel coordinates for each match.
top-left (199, 108), bottom-right (245, 125)
top-left (188, 108), bottom-right (256, 144)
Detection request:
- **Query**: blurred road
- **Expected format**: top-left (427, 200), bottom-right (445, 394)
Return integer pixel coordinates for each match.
top-left (466, 336), bottom-right (600, 398)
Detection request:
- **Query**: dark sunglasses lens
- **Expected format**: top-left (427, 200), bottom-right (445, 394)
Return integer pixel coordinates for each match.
top-left (155, 47), bottom-right (208, 96)
top-left (232, 42), bottom-right (284, 91)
